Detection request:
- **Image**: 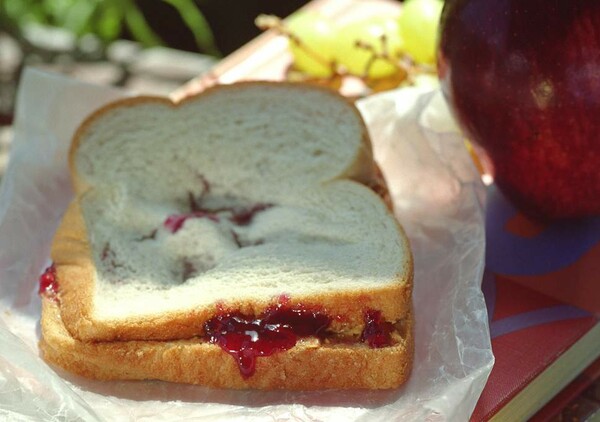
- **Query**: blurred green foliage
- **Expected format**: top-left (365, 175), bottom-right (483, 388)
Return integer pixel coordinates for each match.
top-left (0, 0), bottom-right (221, 56)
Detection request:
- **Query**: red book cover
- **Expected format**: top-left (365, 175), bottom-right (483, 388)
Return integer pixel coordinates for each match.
top-left (472, 186), bottom-right (600, 421)
top-left (471, 273), bottom-right (598, 421)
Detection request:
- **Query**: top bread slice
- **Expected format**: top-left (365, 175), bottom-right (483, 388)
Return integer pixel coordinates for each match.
top-left (54, 82), bottom-right (413, 342)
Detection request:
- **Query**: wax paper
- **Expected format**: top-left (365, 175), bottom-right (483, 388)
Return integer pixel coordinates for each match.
top-left (0, 68), bottom-right (493, 421)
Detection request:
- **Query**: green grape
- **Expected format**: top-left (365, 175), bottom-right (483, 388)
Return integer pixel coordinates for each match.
top-left (334, 17), bottom-right (404, 79)
top-left (398, 0), bottom-right (444, 64)
top-left (287, 12), bottom-right (336, 78)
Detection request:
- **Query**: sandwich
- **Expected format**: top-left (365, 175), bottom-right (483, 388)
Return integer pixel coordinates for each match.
top-left (39, 81), bottom-right (414, 390)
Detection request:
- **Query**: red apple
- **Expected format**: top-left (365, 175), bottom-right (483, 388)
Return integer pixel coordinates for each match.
top-left (438, 0), bottom-right (600, 220)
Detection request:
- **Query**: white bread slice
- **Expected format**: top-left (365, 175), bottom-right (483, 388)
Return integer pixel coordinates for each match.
top-left (40, 296), bottom-right (413, 390)
top-left (54, 181), bottom-right (412, 343)
top-left (51, 82), bottom-right (413, 351)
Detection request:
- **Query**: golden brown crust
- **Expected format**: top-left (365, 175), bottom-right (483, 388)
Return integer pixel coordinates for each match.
top-left (56, 81), bottom-right (414, 343)
top-left (51, 199), bottom-right (98, 340)
top-left (41, 297), bottom-right (414, 390)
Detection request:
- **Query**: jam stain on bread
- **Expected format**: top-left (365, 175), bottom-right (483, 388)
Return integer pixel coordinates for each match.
top-left (163, 203), bottom-right (272, 234)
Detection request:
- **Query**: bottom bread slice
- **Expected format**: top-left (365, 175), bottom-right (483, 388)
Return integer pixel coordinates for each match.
top-left (40, 297), bottom-right (414, 390)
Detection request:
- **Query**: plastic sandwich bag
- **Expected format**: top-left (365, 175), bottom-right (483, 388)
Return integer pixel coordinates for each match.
top-left (0, 68), bottom-right (493, 421)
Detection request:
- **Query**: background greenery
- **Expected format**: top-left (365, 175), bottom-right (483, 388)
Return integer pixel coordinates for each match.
top-left (0, 0), bottom-right (310, 58)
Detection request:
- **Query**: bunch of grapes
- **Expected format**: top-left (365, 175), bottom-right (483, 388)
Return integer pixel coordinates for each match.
top-left (256, 0), bottom-right (443, 92)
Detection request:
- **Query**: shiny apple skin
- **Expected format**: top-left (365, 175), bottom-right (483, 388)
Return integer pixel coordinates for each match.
top-left (438, 0), bottom-right (600, 220)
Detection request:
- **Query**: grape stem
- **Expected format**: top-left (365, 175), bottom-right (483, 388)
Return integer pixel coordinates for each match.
top-left (353, 34), bottom-right (408, 80)
top-left (255, 13), bottom-right (435, 92)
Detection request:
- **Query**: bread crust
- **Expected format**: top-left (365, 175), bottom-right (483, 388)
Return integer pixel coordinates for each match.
top-left (56, 81), bottom-right (414, 343)
top-left (41, 296), bottom-right (414, 390)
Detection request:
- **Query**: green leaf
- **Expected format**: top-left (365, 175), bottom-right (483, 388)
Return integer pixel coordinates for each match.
top-left (63, 0), bottom-right (99, 35)
top-left (42, 0), bottom-right (72, 25)
top-left (124, 1), bottom-right (164, 47)
top-left (23, 2), bottom-right (51, 25)
top-left (4, 0), bottom-right (33, 21)
top-left (95, 3), bottom-right (124, 42)
top-left (163, 0), bottom-right (221, 56)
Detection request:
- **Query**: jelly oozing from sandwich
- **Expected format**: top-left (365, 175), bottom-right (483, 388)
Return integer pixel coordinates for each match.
top-left (360, 310), bottom-right (394, 348)
top-left (204, 304), bottom-right (331, 378)
top-left (39, 264), bottom-right (59, 298)
top-left (205, 304), bottom-right (397, 378)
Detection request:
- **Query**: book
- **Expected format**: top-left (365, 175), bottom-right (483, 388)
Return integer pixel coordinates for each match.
top-left (472, 186), bottom-right (600, 421)
top-left (472, 273), bottom-right (600, 421)
top-left (530, 357), bottom-right (600, 421)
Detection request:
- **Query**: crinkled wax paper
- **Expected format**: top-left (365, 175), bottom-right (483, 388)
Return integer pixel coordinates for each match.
top-left (0, 68), bottom-right (493, 421)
